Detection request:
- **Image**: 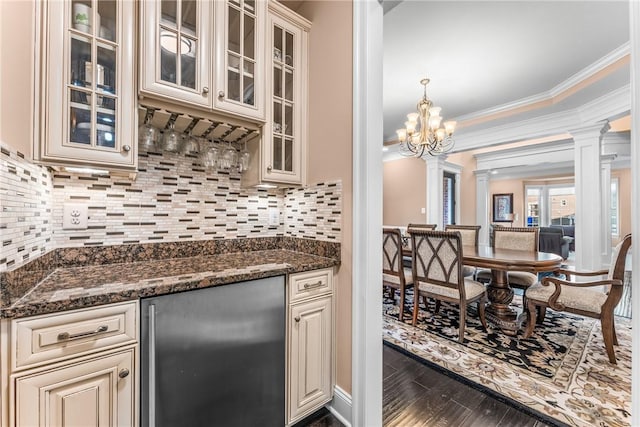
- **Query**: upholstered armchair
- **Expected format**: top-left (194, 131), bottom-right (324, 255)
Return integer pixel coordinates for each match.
top-left (524, 234), bottom-right (631, 364)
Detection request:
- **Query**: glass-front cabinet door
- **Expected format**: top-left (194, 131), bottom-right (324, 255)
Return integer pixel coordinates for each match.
top-left (214, 0), bottom-right (266, 120)
top-left (263, 5), bottom-right (309, 184)
top-left (38, 0), bottom-right (136, 169)
top-left (140, 0), bottom-right (212, 107)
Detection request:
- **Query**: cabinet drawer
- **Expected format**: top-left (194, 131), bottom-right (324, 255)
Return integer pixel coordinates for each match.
top-left (12, 301), bottom-right (138, 371)
top-left (289, 269), bottom-right (333, 302)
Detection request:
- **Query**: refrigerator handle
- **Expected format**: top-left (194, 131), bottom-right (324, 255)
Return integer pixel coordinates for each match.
top-left (148, 304), bottom-right (157, 427)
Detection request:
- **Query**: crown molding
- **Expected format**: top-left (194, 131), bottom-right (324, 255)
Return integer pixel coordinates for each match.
top-left (577, 84), bottom-right (631, 124)
top-left (452, 42), bottom-right (630, 125)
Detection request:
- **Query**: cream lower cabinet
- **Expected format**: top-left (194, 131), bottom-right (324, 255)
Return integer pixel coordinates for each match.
top-left (2, 301), bottom-right (138, 427)
top-left (14, 348), bottom-right (135, 427)
top-left (287, 268), bottom-right (334, 425)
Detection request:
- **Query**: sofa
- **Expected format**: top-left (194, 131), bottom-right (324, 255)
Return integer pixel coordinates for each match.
top-left (551, 225), bottom-right (575, 251)
top-left (539, 226), bottom-right (572, 259)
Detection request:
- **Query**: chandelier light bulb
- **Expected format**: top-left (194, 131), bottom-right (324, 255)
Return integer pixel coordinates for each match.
top-left (405, 121), bottom-right (416, 134)
top-left (428, 106), bottom-right (442, 117)
top-left (428, 115), bottom-right (442, 131)
top-left (407, 112), bottom-right (419, 122)
top-left (396, 128), bottom-right (407, 142)
top-left (436, 128), bottom-right (446, 141)
top-left (444, 121), bottom-right (457, 135)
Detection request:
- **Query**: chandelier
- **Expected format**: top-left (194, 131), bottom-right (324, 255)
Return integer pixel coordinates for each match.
top-left (396, 77), bottom-right (456, 158)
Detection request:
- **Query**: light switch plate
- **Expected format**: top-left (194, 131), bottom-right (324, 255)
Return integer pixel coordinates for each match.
top-left (421, 207), bottom-right (426, 214)
top-left (268, 208), bottom-right (279, 226)
top-left (63, 203), bottom-right (89, 230)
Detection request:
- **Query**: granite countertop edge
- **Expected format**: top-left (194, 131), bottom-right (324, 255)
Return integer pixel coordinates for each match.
top-left (1, 250), bottom-right (339, 320)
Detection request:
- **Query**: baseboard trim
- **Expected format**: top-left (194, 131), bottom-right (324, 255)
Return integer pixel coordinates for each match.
top-left (326, 385), bottom-right (352, 427)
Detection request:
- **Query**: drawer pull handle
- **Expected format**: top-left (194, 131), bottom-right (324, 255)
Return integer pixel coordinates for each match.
top-left (57, 325), bottom-right (109, 341)
top-left (303, 280), bottom-right (324, 290)
top-left (294, 316), bottom-right (301, 323)
top-left (119, 368), bottom-right (130, 379)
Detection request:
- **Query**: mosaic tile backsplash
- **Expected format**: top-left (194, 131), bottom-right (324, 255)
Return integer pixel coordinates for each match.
top-left (0, 142), bottom-right (341, 271)
top-left (0, 144), bottom-right (53, 270)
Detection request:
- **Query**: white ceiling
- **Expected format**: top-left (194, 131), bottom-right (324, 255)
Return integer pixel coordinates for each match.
top-left (383, 0), bottom-right (631, 145)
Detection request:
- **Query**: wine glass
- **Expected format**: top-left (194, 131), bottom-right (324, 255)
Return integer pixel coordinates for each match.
top-left (238, 140), bottom-right (250, 172)
top-left (138, 109), bottom-right (159, 151)
top-left (180, 131), bottom-right (201, 155)
top-left (161, 122), bottom-right (181, 153)
top-left (220, 141), bottom-right (238, 170)
top-left (199, 140), bottom-right (219, 172)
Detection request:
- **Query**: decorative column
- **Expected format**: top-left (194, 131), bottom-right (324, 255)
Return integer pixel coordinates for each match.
top-left (600, 154), bottom-right (616, 267)
top-left (570, 121), bottom-right (609, 271)
top-left (475, 170), bottom-right (491, 246)
top-left (425, 155), bottom-right (446, 229)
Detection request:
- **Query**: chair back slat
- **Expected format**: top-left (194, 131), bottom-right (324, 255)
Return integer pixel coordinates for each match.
top-left (445, 225), bottom-right (480, 247)
top-left (410, 230), bottom-right (463, 295)
top-left (493, 226), bottom-right (539, 251)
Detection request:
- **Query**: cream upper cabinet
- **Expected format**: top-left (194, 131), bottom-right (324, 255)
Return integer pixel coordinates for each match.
top-left (243, 2), bottom-right (309, 187)
top-left (140, 0), bottom-right (266, 121)
top-left (35, 0), bottom-right (137, 170)
top-left (139, 0), bottom-right (212, 108)
top-left (213, 0), bottom-right (266, 120)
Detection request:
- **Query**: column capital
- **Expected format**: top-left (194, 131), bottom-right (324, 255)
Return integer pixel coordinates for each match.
top-left (474, 169), bottom-right (491, 179)
top-left (600, 153), bottom-right (617, 165)
top-left (569, 120), bottom-right (610, 141)
top-left (423, 154), bottom-right (448, 166)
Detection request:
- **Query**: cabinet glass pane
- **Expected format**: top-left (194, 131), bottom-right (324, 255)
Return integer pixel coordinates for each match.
top-left (285, 31), bottom-right (294, 66)
top-left (97, 110), bottom-right (116, 148)
top-left (161, 0), bottom-right (177, 27)
top-left (273, 136), bottom-right (282, 170)
top-left (273, 101), bottom-right (282, 133)
top-left (245, 0), bottom-right (255, 13)
top-left (273, 26), bottom-right (282, 63)
top-left (243, 61), bottom-right (254, 105)
top-left (97, 0), bottom-right (116, 42)
top-left (71, 0), bottom-right (93, 35)
top-left (70, 36), bottom-right (92, 87)
top-left (98, 94), bottom-right (116, 111)
top-left (285, 69), bottom-right (293, 101)
top-left (228, 55), bottom-right (240, 101)
top-left (181, 0), bottom-right (197, 35)
top-left (160, 29), bottom-right (178, 84)
top-left (180, 36), bottom-right (196, 89)
top-left (284, 104), bottom-right (293, 137)
top-left (97, 44), bottom-right (116, 94)
top-left (243, 15), bottom-right (254, 59)
top-left (273, 66), bottom-right (282, 98)
top-left (70, 92), bottom-right (92, 145)
top-left (228, 6), bottom-right (240, 54)
top-left (284, 138), bottom-right (293, 171)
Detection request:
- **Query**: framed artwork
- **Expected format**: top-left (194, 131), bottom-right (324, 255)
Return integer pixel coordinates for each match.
top-left (493, 193), bottom-right (513, 222)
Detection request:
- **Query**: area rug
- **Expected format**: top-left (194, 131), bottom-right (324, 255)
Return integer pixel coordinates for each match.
top-left (382, 291), bottom-right (631, 427)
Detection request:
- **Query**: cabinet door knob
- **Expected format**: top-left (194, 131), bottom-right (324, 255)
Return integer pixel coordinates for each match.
top-left (267, 165), bottom-right (272, 173)
top-left (119, 368), bottom-right (130, 379)
top-left (294, 316), bottom-right (301, 323)
top-left (202, 86), bottom-right (209, 94)
top-left (218, 91), bottom-right (225, 99)
top-left (122, 145), bottom-right (131, 152)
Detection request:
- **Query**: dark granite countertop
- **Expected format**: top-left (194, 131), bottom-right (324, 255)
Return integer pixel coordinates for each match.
top-left (1, 238), bottom-right (340, 319)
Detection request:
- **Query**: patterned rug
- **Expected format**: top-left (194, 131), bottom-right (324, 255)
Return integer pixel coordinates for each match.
top-left (382, 290), bottom-right (631, 427)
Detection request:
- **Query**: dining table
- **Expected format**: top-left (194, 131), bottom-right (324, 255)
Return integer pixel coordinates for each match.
top-left (403, 243), bottom-right (563, 335)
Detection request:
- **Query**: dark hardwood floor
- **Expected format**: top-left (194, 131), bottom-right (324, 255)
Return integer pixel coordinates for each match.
top-left (299, 344), bottom-right (551, 427)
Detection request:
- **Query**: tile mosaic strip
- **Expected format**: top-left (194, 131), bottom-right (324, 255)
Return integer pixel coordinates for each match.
top-left (0, 142), bottom-right (53, 272)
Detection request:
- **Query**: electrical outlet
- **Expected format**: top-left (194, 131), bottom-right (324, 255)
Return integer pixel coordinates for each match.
top-left (268, 208), bottom-right (280, 226)
top-left (63, 203), bottom-right (88, 230)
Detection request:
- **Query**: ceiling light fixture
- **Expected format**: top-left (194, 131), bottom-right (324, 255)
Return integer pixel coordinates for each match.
top-left (396, 77), bottom-right (456, 158)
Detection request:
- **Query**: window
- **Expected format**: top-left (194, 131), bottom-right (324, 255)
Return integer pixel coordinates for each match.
top-left (549, 187), bottom-right (575, 226)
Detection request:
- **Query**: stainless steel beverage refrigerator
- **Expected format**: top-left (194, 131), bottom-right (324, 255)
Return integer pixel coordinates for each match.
top-left (140, 276), bottom-right (286, 427)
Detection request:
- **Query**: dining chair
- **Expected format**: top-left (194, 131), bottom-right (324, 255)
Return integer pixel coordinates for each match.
top-left (402, 223), bottom-right (437, 267)
top-left (383, 227), bottom-right (414, 321)
top-left (445, 225), bottom-right (481, 278)
top-left (409, 229), bottom-right (488, 343)
top-left (476, 226), bottom-right (539, 307)
top-left (524, 234), bottom-right (631, 364)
